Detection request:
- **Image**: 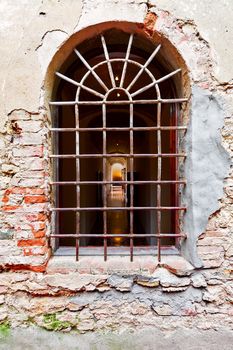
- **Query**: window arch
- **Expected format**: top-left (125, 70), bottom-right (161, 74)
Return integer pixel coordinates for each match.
top-left (49, 29), bottom-right (187, 261)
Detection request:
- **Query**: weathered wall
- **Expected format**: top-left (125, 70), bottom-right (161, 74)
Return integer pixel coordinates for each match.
top-left (0, 0), bottom-right (233, 334)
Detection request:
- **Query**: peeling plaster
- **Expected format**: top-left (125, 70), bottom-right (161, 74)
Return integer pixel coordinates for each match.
top-left (149, 0), bottom-right (233, 84)
top-left (182, 86), bottom-right (231, 267)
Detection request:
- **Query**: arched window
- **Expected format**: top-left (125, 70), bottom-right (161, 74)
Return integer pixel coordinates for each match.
top-left (50, 29), bottom-right (187, 261)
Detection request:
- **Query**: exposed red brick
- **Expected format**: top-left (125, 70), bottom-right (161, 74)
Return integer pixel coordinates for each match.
top-left (33, 230), bottom-right (46, 238)
top-left (2, 194), bottom-right (9, 203)
top-left (27, 188), bottom-right (44, 195)
top-left (17, 238), bottom-right (46, 247)
top-left (4, 262), bottom-right (48, 273)
top-left (1, 189), bottom-right (11, 203)
top-left (30, 222), bottom-right (46, 237)
top-left (24, 195), bottom-right (47, 204)
top-left (143, 12), bottom-right (158, 36)
top-left (11, 187), bottom-right (44, 195)
top-left (26, 213), bottom-right (47, 222)
top-left (3, 205), bottom-right (21, 211)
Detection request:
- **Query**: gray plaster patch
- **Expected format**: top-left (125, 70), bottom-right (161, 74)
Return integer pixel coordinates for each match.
top-left (182, 85), bottom-right (231, 267)
top-left (69, 293), bottom-right (98, 308)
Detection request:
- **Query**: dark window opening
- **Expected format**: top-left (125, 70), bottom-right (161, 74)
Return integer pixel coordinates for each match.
top-left (50, 30), bottom-right (187, 261)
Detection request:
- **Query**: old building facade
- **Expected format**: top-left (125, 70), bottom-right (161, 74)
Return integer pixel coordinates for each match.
top-left (0, 0), bottom-right (233, 334)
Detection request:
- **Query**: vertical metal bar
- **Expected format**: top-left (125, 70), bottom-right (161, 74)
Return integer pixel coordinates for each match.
top-left (169, 103), bottom-right (179, 245)
top-left (169, 103), bottom-right (175, 241)
top-left (120, 34), bottom-right (134, 88)
top-left (101, 35), bottom-right (116, 88)
top-left (157, 101), bottom-right (162, 263)
top-left (53, 105), bottom-right (60, 251)
top-left (174, 104), bottom-right (180, 243)
top-left (102, 102), bottom-right (108, 261)
top-left (129, 100), bottom-right (134, 261)
top-left (75, 103), bottom-right (80, 261)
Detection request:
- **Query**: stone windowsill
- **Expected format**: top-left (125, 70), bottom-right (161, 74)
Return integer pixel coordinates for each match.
top-left (47, 247), bottom-right (194, 277)
top-left (54, 246), bottom-right (179, 257)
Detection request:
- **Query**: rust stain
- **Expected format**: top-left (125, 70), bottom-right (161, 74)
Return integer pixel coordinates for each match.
top-left (11, 121), bottom-right (22, 134)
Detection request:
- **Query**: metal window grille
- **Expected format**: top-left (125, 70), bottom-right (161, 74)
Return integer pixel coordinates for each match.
top-left (49, 33), bottom-right (187, 262)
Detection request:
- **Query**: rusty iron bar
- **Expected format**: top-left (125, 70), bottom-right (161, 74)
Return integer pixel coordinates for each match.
top-left (55, 72), bottom-right (105, 99)
top-left (174, 103), bottom-right (180, 247)
top-left (51, 233), bottom-right (187, 238)
top-left (101, 35), bottom-right (116, 88)
top-left (126, 44), bottom-right (161, 91)
top-left (157, 99), bottom-right (162, 263)
top-left (50, 180), bottom-right (187, 185)
top-left (131, 69), bottom-right (182, 98)
top-left (65, 56), bottom-right (162, 101)
top-left (129, 99), bottom-right (134, 261)
top-left (49, 98), bottom-right (188, 106)
top-left (120, 34), bottom-right (134, 88)
top-left (50, 126), bottom-right (187, 132)
top-left (50, 206), bottom-right (186, 211)
top-left (75, 103), bottom-right (80, 261)
top-left (102, 98), bottom-right (107, 261)
top-left (49, 153), bottom-right (186, 159)
top-left (74, 48), bottom-right (109, 92)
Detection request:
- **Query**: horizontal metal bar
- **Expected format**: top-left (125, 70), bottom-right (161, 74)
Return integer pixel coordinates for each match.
top-left (50, 180), bottom-right (186, 185)
top-left (51, 233), bottom-right (187, 238)
top-left (49, 153), bottom-right (186, 159)
top-left (49, 98), bottom-right (188, 106)
top-left (50, 206), bottom-right (186, 211)
top-left (49, 126), bottom-right (187, 132)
